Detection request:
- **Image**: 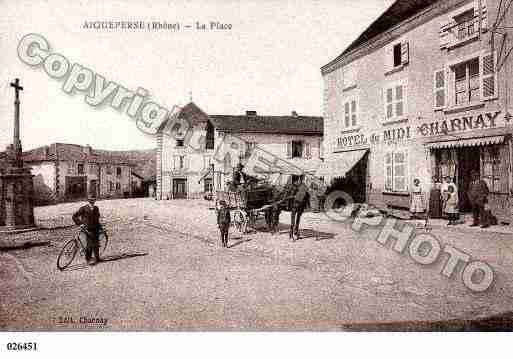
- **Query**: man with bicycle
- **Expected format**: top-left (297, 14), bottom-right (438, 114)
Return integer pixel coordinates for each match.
top-left (72, 195), bottom-right (102, 265)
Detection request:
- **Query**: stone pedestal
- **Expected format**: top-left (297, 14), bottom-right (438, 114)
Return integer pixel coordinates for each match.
top-left (0, 166), bottom-right (35, 230)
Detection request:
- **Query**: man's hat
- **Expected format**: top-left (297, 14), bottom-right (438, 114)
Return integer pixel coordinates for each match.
top-left (87, 195), bottom-right (97, 202)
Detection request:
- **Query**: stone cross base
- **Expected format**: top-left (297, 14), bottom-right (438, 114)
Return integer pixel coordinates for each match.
top-left (0, 167), bottom-right (36, 230)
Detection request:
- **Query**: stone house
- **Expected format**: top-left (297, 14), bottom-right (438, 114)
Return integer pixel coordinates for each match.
top-left (156, 102), bottom-right (323, 201)
top-left (23, 143), bottom-right (138, 204)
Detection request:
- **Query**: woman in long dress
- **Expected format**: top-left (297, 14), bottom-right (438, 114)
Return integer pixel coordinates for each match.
top-left (428, 176), bottom-right (442, 218)
top-left (410, 178), bottom-right (425, 219)
top-left (445, 184), bottom-right (459, 225)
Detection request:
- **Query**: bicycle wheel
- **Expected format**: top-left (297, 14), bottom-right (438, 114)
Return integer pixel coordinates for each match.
top-left (57, 239), bottom-right (78, 271)
top-left (98, 230), bottom-right (108, 255)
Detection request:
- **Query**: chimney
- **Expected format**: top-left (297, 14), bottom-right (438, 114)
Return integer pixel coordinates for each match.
top-left (246, 110), bottom-right (257, 117)
top-left (83, 145), bottom-right (92, 155)
top-left (291, 111), bottom-right (298, 117)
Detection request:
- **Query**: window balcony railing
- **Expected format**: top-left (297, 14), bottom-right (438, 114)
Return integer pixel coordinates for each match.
top-left (447, 16), bottom-right (481, 42)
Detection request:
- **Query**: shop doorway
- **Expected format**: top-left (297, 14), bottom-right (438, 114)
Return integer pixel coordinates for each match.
top-left (327, 152), bottom-right (368, 205)
top-left (457, 147), bottom-right (480, 212)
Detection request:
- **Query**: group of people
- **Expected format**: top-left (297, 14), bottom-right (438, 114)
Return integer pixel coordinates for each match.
top-left (216, 174), bottom-right (311, 248)
top-left (410, 171), bottom-right (494, 228)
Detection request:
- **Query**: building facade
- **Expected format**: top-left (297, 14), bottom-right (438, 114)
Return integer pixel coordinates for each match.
top-left (321, 0), bottom-right (513, 223)
top-left (23, 143), bottom-right (137, 204)
top-left (156, 103), bottom-right (323, 201)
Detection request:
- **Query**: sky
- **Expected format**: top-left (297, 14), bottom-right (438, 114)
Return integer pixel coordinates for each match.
top-left (0, 0), bottom-right (394, 151)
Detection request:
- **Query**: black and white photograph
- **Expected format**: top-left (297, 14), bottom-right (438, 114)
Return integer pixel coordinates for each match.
top-left (1, 0), bottom-right (513, 356)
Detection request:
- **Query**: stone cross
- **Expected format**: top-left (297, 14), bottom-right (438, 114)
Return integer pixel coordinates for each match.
top-left (10, 78), bottom-right (23, 166)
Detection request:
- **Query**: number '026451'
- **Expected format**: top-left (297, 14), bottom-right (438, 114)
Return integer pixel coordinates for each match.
top-left (6, 342), bottom-right (37, 351)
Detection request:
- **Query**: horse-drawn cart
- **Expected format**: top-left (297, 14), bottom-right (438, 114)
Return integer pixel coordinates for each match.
top-left (216, 186), bottom-right (277, 233)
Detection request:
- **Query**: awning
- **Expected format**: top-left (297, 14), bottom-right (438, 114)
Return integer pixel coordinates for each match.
top-left (426, 135), bottom-right (505, 149)
top-left (316, 149), bottom-right (368, 177)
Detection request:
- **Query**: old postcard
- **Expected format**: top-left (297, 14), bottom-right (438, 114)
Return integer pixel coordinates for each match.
top-left (1, 0), bottom-right (513, 356)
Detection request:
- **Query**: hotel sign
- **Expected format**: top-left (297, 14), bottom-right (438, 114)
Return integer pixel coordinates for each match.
top-left (337, 126), bottom-right (411, 150)
top-left (418, 111), bottom-right (501, 137)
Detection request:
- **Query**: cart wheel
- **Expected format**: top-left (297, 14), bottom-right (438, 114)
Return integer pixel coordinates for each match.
top-left (233, 209), bottom-right (248, 234)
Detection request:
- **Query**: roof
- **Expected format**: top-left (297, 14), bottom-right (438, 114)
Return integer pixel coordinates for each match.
top-left (322, 0), bottom-right (438, 73)
top-left (178, 102), bottom-right (210, 126)
top-left (162, 102), bottom-right (323, 135)
top-left (23, 143), bottom-right (137, 165)
top-left (209, 114), bottom-right (323, 135)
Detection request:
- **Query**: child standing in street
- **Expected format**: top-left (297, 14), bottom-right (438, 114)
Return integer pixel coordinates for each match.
top-left (217, 200), bottom-right (231, 248)
top-left (445, 184), bottom-right (459, 225)
top-left (410, 178), bottom-right (425, 219)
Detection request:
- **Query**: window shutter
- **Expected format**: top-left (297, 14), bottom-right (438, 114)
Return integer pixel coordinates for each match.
top-left (433, 69), bottom-right (446, 109)
top-left (481, 53), bottom-right (497, 100)
top-left (384, 44), bottom-right (393, 73)
top-left (439, 23), bottom-right (450, 49)
top-left (385, 152), bottom-right (393, 191)
top-left (401, 41), bottom-right (409, 65)
top-left (305, 142), bottom-right (311, 159)
top-left (476, 0), bottom-right (488, 32)
top-left (286, 141), bottom-right (292, 159)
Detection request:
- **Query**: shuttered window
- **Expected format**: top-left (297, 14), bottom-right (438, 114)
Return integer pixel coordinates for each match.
top-left (385, 41), bottom-right (409, 73)
top-left (342, 98), bottom-right (358, 127)
top-left (384, 82), bottom-right (406, 120)
top-left (434, 69), bottom-right (446, 109)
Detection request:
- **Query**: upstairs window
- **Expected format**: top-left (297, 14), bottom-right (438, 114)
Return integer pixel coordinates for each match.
top-left (77, 163), bottom-right (84, 175)
top-left (291, 141), bottom-right (303, 158)
top-left (454, 58), bottom-right (480, 105)
top-left (287, 140), bottom-right (311, 159)
top-left (384, 81), bottom-right (407, 121)
top-left (385, 41), bottom-right (409, 73)
top-left (176, 139), bottom-right (184, 147)
top-left (116, 167), bottom-right (122, 177)
top-left (440, 1), bottom-right (488, 49)
top-left (433, 52), bottom-right (497, 110)
top-left (206, 121), bottom-right (215, 150)
top-left (343, 98), bottom-right (358, 127)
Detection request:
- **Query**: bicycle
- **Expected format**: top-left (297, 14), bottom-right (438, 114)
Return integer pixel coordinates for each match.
top-left (57, 224), bottom-right (109, 270)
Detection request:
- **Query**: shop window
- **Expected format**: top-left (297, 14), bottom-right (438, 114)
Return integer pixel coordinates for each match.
top-left (115, 182), bottom-right (121, 191)
top-left (481, 145), bottom-right (504, 192)
top-left (109, 181), bottom-right (114, 192)
top-left (384, 150), bottom-right (408, 192)
top-left (343, 97), bottom-right (358, 127)
top-left (384, 81), bottom-right (407, 121)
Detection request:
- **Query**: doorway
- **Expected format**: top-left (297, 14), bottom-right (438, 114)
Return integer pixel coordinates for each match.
top-left (172, 178), bottom-right (187, 199)
top-left (89, 180), bottom-right (98, 197)
top-left (457, 147), bottom-right (480, 211)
